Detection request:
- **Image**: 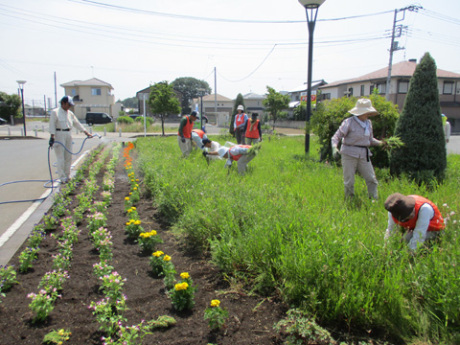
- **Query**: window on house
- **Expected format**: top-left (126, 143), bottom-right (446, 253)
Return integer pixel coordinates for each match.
top-left (370, 85), bottom-right (375, 94)
top-left (377, 83), bottom-right (386, 94)
top-left (398, 81), bottom-right (409, 94)
top-left (348, 87), bottom-right (353, 97)
top-left (443, 82), bottom-right (454, 95)
top-left (322, 93), bottom-right (331, 100)
top-left (71, 89), bottom-right (76, 96)
top-left (92, 88), bottom-right (102, 96)
top-left (360, 85), bottom-right (364, 96)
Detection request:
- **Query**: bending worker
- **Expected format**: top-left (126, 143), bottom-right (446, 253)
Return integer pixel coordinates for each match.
top-left (178, 111), bottom-right (198, 157)
top-left (49, 96), bottom-right (91, 184)
top-left (244, 113), bottom-right (262, 145)
top-left (331, 98), bottom-right (383, 199)
top-left (206, 145), bottom-right (255, 174)
top-left (191, 128), bottom-right (208, 151)
top-left (384, 193), bottom-right (445, 250)
top-left (234, 105), bottom-right (248, 145)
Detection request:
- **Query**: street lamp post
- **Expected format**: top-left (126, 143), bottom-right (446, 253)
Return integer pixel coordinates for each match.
top-left (197, 88), bottom-right (206, 129)
top-left (17, 80), bottom-right (27, 136)
top-left (298, 0), bottom-right (325, 154)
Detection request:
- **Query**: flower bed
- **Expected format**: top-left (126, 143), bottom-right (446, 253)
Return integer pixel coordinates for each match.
top-left (0, 143), bottom-right (286, 345)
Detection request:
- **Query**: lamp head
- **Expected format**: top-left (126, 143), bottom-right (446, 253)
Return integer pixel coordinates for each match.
top-left (298, 0), bottom-right (325, 8)
top-left (16, 80), bottom-right (27, 88)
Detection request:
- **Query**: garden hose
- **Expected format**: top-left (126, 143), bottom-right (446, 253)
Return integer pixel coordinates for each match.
top-left (0, 134), bottom-right (101, 205)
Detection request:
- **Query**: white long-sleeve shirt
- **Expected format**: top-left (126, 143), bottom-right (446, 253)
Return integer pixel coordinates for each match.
top-left (49, 107), bottom-right (87, 135)
top-left (384, 203), bottom-right (434, 250)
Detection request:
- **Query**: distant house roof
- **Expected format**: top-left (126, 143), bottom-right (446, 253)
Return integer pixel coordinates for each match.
top-left (61, 78), bottom-right (113, 89)
top-left (243, 93), bottom-right (266, 100)
top-left (289, 80), bottom-right (327, 93)
top-left (202, 93), bottom-right (232, 102)
top-left (321, 60), bottom-right (460, 88)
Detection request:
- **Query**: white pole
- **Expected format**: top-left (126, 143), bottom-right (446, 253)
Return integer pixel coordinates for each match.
top-left (143, 93), bottom-right (147, 137)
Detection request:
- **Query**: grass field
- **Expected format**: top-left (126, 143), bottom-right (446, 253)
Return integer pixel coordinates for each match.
top-left (135, 135), bottom-right (460, 344)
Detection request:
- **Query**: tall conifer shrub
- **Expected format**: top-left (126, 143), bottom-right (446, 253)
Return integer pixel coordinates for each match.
top-left (389, 53), bottom-right (446, 185)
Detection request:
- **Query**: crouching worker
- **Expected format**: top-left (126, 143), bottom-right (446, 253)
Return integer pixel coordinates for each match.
top-left (206, 145), bottom-right (255, 174)
top-left (384, 193), bottom-right (445, 250)
top-left (191, 129), bottom-right (208, 150)
top-left (201, 138), bottom-right (221, 160)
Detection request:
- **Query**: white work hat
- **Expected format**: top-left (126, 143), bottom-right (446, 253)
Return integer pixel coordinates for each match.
top-left (237, 105), bottom-right (244, 111)
top-left (217, 147), bottom-right (229, 158)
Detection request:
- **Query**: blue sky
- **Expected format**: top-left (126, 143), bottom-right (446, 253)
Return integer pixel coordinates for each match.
top-left (1, 0), bottom-right (459, 107)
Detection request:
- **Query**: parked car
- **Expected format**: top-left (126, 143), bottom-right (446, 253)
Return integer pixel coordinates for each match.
top-left (85, 112), bottom-right (113, 126)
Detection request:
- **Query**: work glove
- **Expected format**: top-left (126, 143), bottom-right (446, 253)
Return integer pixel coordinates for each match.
top-left (49, 137), bottom-right (55, 148)
top-left (181, 136), bottom-right (186, 143)
top-left (332, 146), bottom-right (340, 160)
top-left (202, 151), bottom-right (208, 158)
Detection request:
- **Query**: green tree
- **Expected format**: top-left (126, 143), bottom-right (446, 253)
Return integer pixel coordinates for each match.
top-left (293, 102), bottom-right (307, 121)
top-left (120, 97), bottom-right (138, 109)
top-left (0, 92), bottom-right (21, 121)
top-left (230, 93), bottom-right (245, 136)
top-left (171, 77), bottom-right (211, 115)
top-left (148, 81), bottom-right (181, 136)
top-left (390, 52), bottom-right (446, 185)
top-left (311, 94), bottom-right (399, 165)
top-left (263, 86), bottom-right (290, 131)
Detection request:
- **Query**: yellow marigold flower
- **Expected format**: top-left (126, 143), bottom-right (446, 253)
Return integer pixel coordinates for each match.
top-left (149, 230), bottom-right (157, 236)
top-left (174, 282), bottom-right (189, 291)
top-left (136, 179), bottom-right (139, 182)
top-left (163, 255), bottom-right (171, 261)
top-left (139, 233), bottom-right (146, 238)
top-left (125, 221), bottom-right (130, 226)
top-left (180, 272), bottom-right (190, 279)
top-left (133, 187), bottom-right (137, 191)
top-left (152, 251), bottom-right (164, 257)
top-left (58, 329), bottom-right (65, 336)
top-left (131, 207), bottom-right (136, 210)
top-left (127, 209), bottom-right (132, 213)
top-left (131, 179), bottom-right (135, 182)
top-left (134, 220), bottom-right (141, 225)
top-left (125, 197), bottom-right (130, 201)
top-left (129, 192), bottom-right (132, 195)
top-left (210, 299), bottom-right (221, 307)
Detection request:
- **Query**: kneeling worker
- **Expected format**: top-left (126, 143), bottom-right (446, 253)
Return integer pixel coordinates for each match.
top-left (206, 145), bottom-right (255, 174)
top-left (384, 193), bottom-right (445, 250)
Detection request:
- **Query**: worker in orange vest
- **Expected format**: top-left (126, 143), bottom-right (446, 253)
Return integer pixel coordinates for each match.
top-left (178, 111), bottom-right (198, 157)
top-left (384, 193), bottom-right (445, 250)
top-left (233, 105), bottom-right (248, 145)
top-left (191, 128), bottom-right (208, 151)
top-left (244, 113), bottom-right (262, 145)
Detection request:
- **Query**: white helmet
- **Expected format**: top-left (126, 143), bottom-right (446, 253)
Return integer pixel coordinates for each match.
top-left (237, 105), bottom-right (244, 111)
top-left (217, 147), bottom-right (229, 158)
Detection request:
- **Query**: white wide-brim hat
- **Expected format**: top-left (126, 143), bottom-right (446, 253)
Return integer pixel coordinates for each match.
top-left (348, 99), bottom-right (378, 116)
top-left (237, 105), bottom-right (244, 111)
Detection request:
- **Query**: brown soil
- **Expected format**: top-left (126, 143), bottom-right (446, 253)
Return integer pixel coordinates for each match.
top-left (0, 149), bottom-right (286, 345)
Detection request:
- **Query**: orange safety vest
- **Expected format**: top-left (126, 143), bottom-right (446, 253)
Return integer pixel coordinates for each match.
top-left (245, 119), bottom-right (260, 139)
top-left (229, 145), bottom-right (251, 161)
top-left (392, 195), bottom-right (445, 232)
top-left (178, 116), bottom-right (194, 139)
top-left (192, 129), bottom-right (205, 138)
top-left (235, 113), bottom-right (246, 128)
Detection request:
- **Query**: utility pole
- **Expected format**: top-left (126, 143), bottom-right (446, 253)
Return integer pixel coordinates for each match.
top-left (54, 71), bottom-right (57, 108)
top-left (385, 5), bottom-right (422, 100)
top-left (214, 67), bottom-right (217, 112)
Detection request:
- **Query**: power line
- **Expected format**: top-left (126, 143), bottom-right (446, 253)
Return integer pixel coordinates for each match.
top-left (69, 0), bottom-right (393, 24)
top-left (217, 45), bottom-right (278, 83)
